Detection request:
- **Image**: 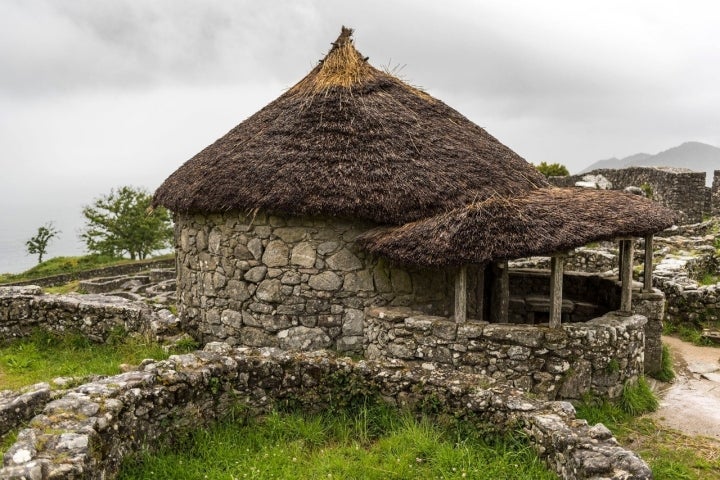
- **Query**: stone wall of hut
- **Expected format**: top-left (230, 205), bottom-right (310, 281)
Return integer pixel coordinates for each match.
top-left (550, 166), bottom-right (709, 223)
top-left (174, 212), bottom-right (484, 353)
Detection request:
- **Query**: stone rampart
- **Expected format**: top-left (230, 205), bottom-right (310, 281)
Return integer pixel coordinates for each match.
top-left (365, 307), bottom-right (646, 401)
top-left (175, 212), bottom-right (486, 354)
top-left (550, 167), bottom-right (708, 223)
top-left (1, 345), bottom-right (651, 480)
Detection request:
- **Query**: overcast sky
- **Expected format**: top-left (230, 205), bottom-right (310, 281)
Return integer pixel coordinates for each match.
top-left (1, 0), bottom-right (719, 272)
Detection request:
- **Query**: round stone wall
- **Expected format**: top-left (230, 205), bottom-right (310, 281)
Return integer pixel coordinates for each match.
top-left (174, 212), bottom-right (482, 352)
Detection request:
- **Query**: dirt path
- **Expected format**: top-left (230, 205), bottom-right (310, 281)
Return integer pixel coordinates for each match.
top-left (651, 336), bottom-right (720, 439)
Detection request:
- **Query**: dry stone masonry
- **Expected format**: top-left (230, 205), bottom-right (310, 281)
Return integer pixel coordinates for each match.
top-left (365, 307), bottom-right (647, 400)
top-left (1, 345), bottom-right (652, 480)
top-left (0, 286), bottom-right (181, 345)
top-left (175, 212), bottom-right (471, 353)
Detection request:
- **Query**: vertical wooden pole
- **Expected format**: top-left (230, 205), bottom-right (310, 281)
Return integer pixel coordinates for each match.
top-left (643, 234), bottom-right (654, 293)
top-left (454, 265), bottom-right (467, 323)
top-left (490, 261), bottom-right (509, 323)
top-left (620, 239), bottom-right (634, 313)
top-left (549, 254), bottom-right (565, 328)
top-left (476, 265), bottom-right (485, 321)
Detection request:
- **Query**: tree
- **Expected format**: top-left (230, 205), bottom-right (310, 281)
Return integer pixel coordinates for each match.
top-left (26, 223), bottom-right (60, 264)
top-left (81, 186), bottom-right (173, 260)
top-left (535, 162), bottom-right (570, 177)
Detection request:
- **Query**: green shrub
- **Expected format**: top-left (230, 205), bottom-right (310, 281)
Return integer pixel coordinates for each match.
top-left (535, 162), bottom-right (569, 177)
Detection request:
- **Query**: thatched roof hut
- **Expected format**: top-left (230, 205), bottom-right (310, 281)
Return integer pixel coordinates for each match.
top-left (153, 27), bottom-right (549, 224)
top-left (357, 188), bottom-right (677, 268)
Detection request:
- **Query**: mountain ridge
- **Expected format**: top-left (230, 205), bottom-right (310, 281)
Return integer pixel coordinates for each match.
top-left (579, 142), bottom-right (720, 185)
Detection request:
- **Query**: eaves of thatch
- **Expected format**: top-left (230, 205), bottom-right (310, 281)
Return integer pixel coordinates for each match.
top-left (356, 188), bottom-right (677, 268)
top-left (153, 27), bottom-right (549, 225)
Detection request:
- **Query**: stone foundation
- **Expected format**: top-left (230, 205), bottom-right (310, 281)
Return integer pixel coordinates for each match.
top-left (1, 345), bottom-right (651, 480)
top-left (365, 307), bottom-right (647, 400)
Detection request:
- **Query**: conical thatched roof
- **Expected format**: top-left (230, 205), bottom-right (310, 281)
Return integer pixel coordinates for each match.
top-left (153, 27), bottom-right (549, 224)
top-left (357, 188), bottom-right (677, 267)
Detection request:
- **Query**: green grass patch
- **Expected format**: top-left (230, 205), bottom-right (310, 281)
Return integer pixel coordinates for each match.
top-left (43, 280), bottom-right (83, 294)
top-left (118, 405), bottom-right (555, 480)
top-left (0, 253), bottom-right (174, 284)
top-left (0, 330), bottom-right (170, 390)
top-left (698, 272), bottom-right (720, 286)
top-left (651, 344), bottom-right (676, 383)
top-left (663, 323), bottom-right (715, 347)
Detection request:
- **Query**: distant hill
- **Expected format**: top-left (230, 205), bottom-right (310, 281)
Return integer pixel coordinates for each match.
top-left (580, 142), bottom-right (720, 185)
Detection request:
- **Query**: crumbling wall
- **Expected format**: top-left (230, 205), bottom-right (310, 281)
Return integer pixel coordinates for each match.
top-left (1, 345), bottom-right (651, 480)
top-left (550, 167), bottom-right (708, 223)
top-left (365, 307), bottom-right (646, 401)
top-left (175, 212), bottom-right (483, 353)
top-left (0, 286), bottom-right (154, 343)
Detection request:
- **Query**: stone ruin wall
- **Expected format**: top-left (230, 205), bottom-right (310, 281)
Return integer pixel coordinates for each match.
top-left (550, 166), bottom-right (709, 223)
top-left (175, 212), bottom-right (487, 354)
top-left (0, 286), bottom-right (158, 344)
top-left (365, 307), bottom-right (646, 401)
top-left (1, 344), bottom-right (652, 480)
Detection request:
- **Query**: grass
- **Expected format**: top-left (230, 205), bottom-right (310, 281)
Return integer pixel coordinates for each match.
top-left (664, 323), bottom-right (716, 347)
top-left (575, 378), bottom-right (720, 479)
top-left (698, 272), bottom-right (720, 286)
top-left (652, 344), bottom-right (676, 383)
top-left (0, 330), bottom-right (186, 390)
top-left (118, 404), bottom-right (556, 480)
top-left (0, 253), bottom-right (173, 284)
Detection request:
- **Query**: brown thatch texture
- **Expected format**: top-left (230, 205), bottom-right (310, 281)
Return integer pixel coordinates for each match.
top-left (153, 27), bottom-right (549, 224)
top-left (356, 188), bottom-right (678, 267)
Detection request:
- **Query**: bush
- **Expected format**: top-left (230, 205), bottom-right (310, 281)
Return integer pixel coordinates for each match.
top-left (535, 162), bottom-right (569, 177)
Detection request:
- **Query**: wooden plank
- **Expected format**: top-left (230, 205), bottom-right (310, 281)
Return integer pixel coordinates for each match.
top-left (549, 255), bottom-right (564, 328)
top-left (490, 261), bottom-right (509, 323)
top-left (476, 266), bottom-right (485, 321)
top-left (643, 234), bottom-right (654, 292)
top-left (454, 265), bottom-right (467, 323)
top-left (620, 239), bottom-right (634, 312)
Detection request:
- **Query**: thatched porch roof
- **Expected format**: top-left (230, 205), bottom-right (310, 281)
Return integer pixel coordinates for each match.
top-left (153, 27), bottom-right (549, 224)
top-left (357, 188), bottom-right (677, 267)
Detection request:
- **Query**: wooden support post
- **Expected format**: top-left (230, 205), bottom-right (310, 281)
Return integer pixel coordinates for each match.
top-left (490, 261), bottom-right (509, 323)
top-left (454, 266), bottom-right (467, 323)
top-left (476, 266), bottom-right (485, 322)
top-left (643, 234), bottom-right (654, 293)
top-left (549, 254), bottom-right (565, 328)
top-left (620, 239), bottom-right (634, 313)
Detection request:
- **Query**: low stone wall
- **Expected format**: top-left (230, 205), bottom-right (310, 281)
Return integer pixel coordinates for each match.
top-left (550, 166), bottom-right (708, 223)
top-left (364, 307), bottom-right (647, 401)
top-left (1, 345), bottom-right (651, 480)
top-left (0, 384), bottom-right (51, 437)
top-left (507, 269), bottom-right (665, 375)
top-left (0, 286), bottom-right (180, 345)
top-left (654, 253), bottom-right (720, 326)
